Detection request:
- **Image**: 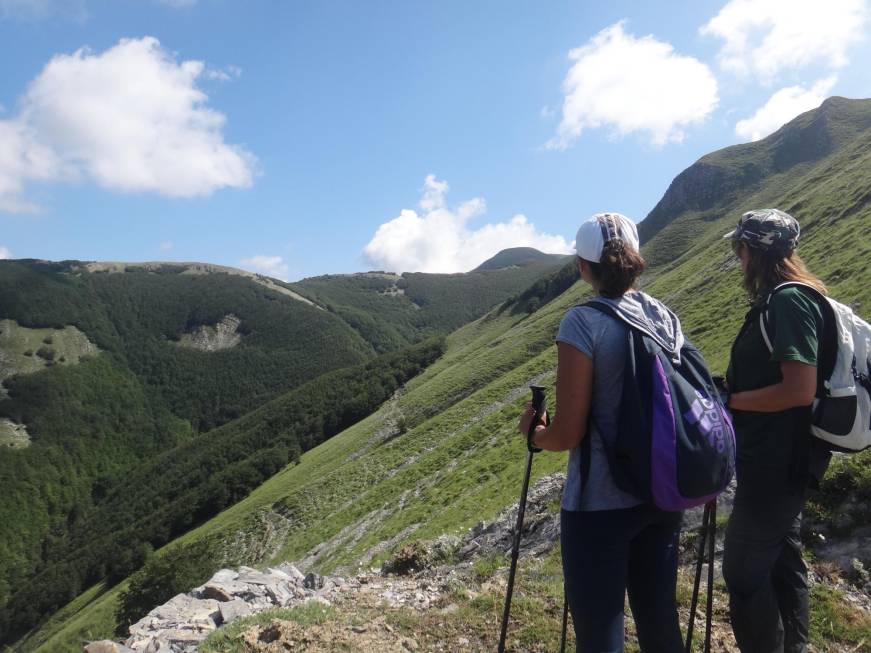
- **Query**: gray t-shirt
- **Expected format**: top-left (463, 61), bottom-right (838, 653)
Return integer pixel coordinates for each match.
top-left (556, 304), bottom-right (644, 512)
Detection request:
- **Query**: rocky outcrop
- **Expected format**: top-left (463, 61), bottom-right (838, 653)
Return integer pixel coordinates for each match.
top-left (0, 418), bottom-right (30, 449)
top-left (176, 315), bottom-right (242, 352)
top-left (113, 564), bottom-right (338, 652)
top-left (455, 472), bottom-right (564, 562)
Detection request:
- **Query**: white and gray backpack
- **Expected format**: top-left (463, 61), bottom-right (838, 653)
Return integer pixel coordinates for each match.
top-left (760, 282), bottom-right (871, 451)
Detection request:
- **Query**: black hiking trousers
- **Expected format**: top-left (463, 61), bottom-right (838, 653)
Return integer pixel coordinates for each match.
top-left (723, 485), bottom-right (808, 653)
top-left (561, 505), bottom-right (683, 653)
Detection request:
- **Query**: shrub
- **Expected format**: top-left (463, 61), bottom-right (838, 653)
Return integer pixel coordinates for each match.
top-left (116, 539), bottom-right (219, 634)
top-left (35, 346), bottom-right (55, 361)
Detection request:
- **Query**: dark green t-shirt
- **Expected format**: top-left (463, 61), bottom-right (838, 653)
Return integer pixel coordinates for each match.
top-left (726, 286), bottom-right (825, 491)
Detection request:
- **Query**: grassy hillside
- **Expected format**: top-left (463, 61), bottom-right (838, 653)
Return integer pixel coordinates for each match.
top-left (18, 97), bottom-right (871, 651)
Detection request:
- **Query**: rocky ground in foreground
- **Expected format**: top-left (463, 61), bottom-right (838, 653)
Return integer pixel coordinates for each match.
top-left (85, 475), bottom-right (871, 653)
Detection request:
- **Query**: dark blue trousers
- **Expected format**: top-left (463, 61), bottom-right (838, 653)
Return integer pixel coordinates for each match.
top-left (561, 505), bottom-right (683, 653)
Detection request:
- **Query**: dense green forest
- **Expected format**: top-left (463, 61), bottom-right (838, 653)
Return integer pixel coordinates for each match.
top-left (0, 261), bottom-right (376, 628)
top-left (0, 357), bottom-right (190, 618)
top-left (0, 262), bottom-right (375, 430)
top-left (0, 336), bottom-right (444, 642)
top-left (289, 258), bottom-right (566, 352)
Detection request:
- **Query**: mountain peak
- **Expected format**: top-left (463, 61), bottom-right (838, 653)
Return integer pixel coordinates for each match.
top-left (638, 96), bottom-right (871, 247)
top-left (473, 247), bottom-right (570, 271)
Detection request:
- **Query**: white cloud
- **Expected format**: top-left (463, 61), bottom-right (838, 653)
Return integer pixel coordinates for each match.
top-left (0, 245), bottom-right (10, 259)
top-left (0, 120), bottom-right (62, 213)
top-left (735, 77), bottom-right (837, 141)
top-left (363, 175), bottom-right (572, 273)
top-left (204, 65), bottom-right (241, 82)
top-left (701, 0), bottom-right (868, 83)
top-left (549, 21), bottom-right (718, 148)
top-left (0, 36), bottom-right (255, 213)
top-left (159, 241), bottom-right (174, 252)
top-left (240, 255), bottom-right (289, 281)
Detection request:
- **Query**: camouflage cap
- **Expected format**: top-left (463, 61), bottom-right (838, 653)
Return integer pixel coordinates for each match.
top-left (723, 208), bottom-right (800, 251)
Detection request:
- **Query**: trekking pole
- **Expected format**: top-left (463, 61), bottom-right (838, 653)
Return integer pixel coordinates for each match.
top-left (559, 587), bottom-right (569, 653)
top-left (704, 501), bottom-right (717, 653)
top-left (498, 385), bottom-right (546, 653)
top-left (685, 500), bottom-right (715, 653)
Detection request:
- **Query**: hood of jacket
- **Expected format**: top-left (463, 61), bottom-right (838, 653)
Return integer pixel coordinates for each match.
top-left (589, 290), bottom-right (685, 357)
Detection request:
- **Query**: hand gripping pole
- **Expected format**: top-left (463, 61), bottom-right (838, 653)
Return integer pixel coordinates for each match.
top-left (498, 385), bottom-right (546, 652)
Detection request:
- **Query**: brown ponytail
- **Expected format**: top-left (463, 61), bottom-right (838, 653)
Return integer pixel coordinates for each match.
top-left (586, 239), bottom-right (646, 298)
top-left (742, 247), bottom-right (827, 302)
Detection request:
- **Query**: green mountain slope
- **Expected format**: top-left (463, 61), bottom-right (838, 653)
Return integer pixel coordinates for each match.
top-left (0, 256), bottom-right (564, 646)
top-left (18, 97), bottom-right (871, 651)
top-left (0, 261), bottom-right (375, 637)
top-left (289, 258), bottom-right (567, 352)
top-left (2, 338), bottom-right (444, 644)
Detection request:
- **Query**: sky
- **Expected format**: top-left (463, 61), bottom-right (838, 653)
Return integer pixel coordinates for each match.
top-left (0, 0), bottom-right (869, 280)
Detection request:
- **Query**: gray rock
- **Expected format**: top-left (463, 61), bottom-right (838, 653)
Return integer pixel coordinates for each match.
top-left (154, 595), bottom-right (220, 624)
top-left (236, 570), bottom-right (278, 586)
top-left (208, 568), bottom-right (239, 584)
top-left (264, 566), bottom-right (292, 581)
top-left (265, 581), bottom-right (295, 606)
top-left (218, 598), bottom-right (252, 624)
top-left (276, 563), bottom-right (306, 582)
top-left (84, 641), bottom-right (135, 653)
top-left (201, 584), bottom-right (233, 602)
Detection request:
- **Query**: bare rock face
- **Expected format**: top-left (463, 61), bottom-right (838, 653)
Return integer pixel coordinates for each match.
top-left (176, 315), bottom-right (242, 352)
top-left (456, 473), bottom-right (564, 562)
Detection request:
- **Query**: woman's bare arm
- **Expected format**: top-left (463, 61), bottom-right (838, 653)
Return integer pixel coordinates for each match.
top-left (518, 342), bottom-right (594, 452)
top-left (729, 360), bottom-right (817, 412)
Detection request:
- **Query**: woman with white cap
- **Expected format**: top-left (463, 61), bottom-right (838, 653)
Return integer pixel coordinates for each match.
top-left (519, 213), bottom-right (684, 652)
top-left (721, 209), bottom-right (830, 653)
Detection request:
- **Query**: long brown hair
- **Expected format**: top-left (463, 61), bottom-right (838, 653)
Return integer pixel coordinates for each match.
top-left (740, 244), bottom-right (827, 302)
top-left (586, 240), bottom-right (646, 298)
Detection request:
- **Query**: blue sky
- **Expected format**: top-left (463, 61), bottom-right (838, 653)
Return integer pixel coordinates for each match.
top-left (1, 0), bottom-right (869, 280)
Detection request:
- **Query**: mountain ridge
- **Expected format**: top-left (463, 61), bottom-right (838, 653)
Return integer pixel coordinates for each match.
top-left (637, 96), bottom-right (871, 262)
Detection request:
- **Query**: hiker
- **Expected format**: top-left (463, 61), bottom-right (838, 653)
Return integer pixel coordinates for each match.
top-left (721, 209), bottom-right (831, 653)
top-left (518, 213), bottom-right (684, 653)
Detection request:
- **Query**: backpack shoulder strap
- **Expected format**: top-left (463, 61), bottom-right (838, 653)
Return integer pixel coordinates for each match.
top-left (760, 281), bottom-right (837, 396)
top-left (759, 282), bottom-right (828, 353)
top-left (577, 298), bottom-right (625, 496)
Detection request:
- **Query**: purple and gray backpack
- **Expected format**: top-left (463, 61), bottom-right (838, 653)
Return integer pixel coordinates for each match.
top-left (583, 300), bottom-right (736, 511)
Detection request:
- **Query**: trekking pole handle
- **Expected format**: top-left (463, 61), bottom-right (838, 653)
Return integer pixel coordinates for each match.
top-left (527, 385), bottom-right (546, 453)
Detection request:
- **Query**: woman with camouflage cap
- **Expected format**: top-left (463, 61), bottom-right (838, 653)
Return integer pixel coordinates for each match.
top-left (721, 209), bottom-right (831, 653)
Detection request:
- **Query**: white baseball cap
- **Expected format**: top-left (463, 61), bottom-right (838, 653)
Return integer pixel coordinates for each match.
top-left (574, 213), bottom-right (639, 263)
